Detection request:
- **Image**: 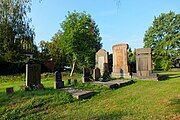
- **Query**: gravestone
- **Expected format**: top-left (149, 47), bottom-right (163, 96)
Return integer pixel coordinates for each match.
top-left (112, 43), bottom-right (130, 78)
top-left (6, 87), bottom-right (14, 94)
top-left (61, 88), bottom-right (94, 99)
top-left (82, 68), bottom-right (91, 83)
top-left (136, 48), bottom-right (152, 77)
top-left (26, 63), bottom-right (41, 88)
top-left (93, 67), bottom-right (101, 81)
top-left (95, 49), bottom-right (109, 76)
top-left (133, 48), bottom-right (166, 80)
top-left (54, 71), bottom-right (64, 89)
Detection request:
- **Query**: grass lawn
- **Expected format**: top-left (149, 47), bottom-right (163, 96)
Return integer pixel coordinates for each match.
top-left (0, 71), bottom-right (179, 120)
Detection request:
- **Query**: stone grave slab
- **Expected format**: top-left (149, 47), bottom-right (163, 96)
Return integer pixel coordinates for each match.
top-left (93, 81), bottom-right (119, 89)
top-left (61, 88), bottom-right (94, 99)
top-left (93, 80), bottom-right (134, 89)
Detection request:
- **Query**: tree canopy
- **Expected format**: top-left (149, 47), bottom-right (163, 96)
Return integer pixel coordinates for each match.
top-left (0, 0), bottom-right (36, 62)
top-left (144, 11), bottom-right (180, 70)
top-left (54, 11), bottom-right (102, 76)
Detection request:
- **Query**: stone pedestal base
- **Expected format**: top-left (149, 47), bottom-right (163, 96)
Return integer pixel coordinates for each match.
top-left (132, 73), bottom-right (158, 80)
top-left (54, 81), bottom-right (64, 89)
top-left (136, 71), bottom-right (152, 77)
top-left (82, 77), bottom-right (91, 83)
top-left (111, 72), bottom-right (131, 78)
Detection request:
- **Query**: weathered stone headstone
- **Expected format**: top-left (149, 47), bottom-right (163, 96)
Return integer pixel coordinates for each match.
top-left (103, 63), bottom-right (109, 72)
top-left (93, 67), bottom-right (101, 81)
top-left (82, 68), bottom-right (91, 83)
top-left (133, 48), bottom-right (167, 80)
top-left (54, 71), bottom-right (64, 89)
top-left (136, 48), bottom-right (152, 77)
top-left (6, 87), bottom-right (14, 94)
top-left (112, 43), bottom-right (130, 78)
top-left (95, 49), bottom-right (109, 76)
top-left (26, 63), bottom-right (41, 88)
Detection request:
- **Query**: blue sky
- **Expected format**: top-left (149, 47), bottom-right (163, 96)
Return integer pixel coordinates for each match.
top-left (30, 0), bottom-right (180, 52)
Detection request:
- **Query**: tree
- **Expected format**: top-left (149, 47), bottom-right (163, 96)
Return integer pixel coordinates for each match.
top-left (0, 0), bottom-right (35, 62)
top-left (144, 11), bottom-right (180, 71)
top-left (39, 40), bottom-right (51, 60)
top-left (128, 47), bottom-right (135, 63)
top-left (60, 11), bottom-right (102, 76)
top-left (128, 47), bottom-right (136, 73)
top-left (49, 31), bottom-right (66, 65)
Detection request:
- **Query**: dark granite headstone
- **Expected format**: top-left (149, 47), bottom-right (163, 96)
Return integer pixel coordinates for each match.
top-left (93, 68), bottom-right (101, 81)
top-left (6, 87), bottom-right (14, 94)
top-left (82, 68), bottom-right (91, 83)
top-left (54, 71), bottom-right (64, 89)
top-left (26, 64), bottom-right (41, 88)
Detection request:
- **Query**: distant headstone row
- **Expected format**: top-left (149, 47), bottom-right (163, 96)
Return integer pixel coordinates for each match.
top-left (85, 43), bottom-right (162, 81)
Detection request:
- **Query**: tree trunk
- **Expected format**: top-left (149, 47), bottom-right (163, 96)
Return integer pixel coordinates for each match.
top-left (70, 61), bottom-right (76, 77)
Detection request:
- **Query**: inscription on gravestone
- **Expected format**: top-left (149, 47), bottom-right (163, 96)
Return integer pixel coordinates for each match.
top-left (54, 71), bottom-right (64, 89)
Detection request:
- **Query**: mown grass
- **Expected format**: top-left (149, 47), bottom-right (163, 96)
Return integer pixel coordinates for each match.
top-left (0, 71), bottom-right (179, 120)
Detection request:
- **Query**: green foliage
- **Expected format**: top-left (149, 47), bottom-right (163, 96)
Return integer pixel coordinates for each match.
top-left (0, 71), bottom-right (180, 119)
top-left (60, 11), bottom-right (102, 71)
top-left (0, 0), bottom-right (36, 62)
top-left (39, 40), bottom-right (51, 60)
top-left (144, 11), bottom-right (180, 71)
top-left (128, 47), bottom-right (135, 63)
top-left (128, 48), bottom-right (136, 73)
top-left (49, 31), bottom-right (66, 65)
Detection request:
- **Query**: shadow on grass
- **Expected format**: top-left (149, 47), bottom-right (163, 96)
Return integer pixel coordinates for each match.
top-left (170, 98), bottom-right (180, 113)
top-left (0, 87), bottom-right (74, 107)
top-left (0, 87), bottom-right (76, 119)
top-left (90, 111), bottom-right (127, 120)
top-left (111, 80), bottom-right (136, 90)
